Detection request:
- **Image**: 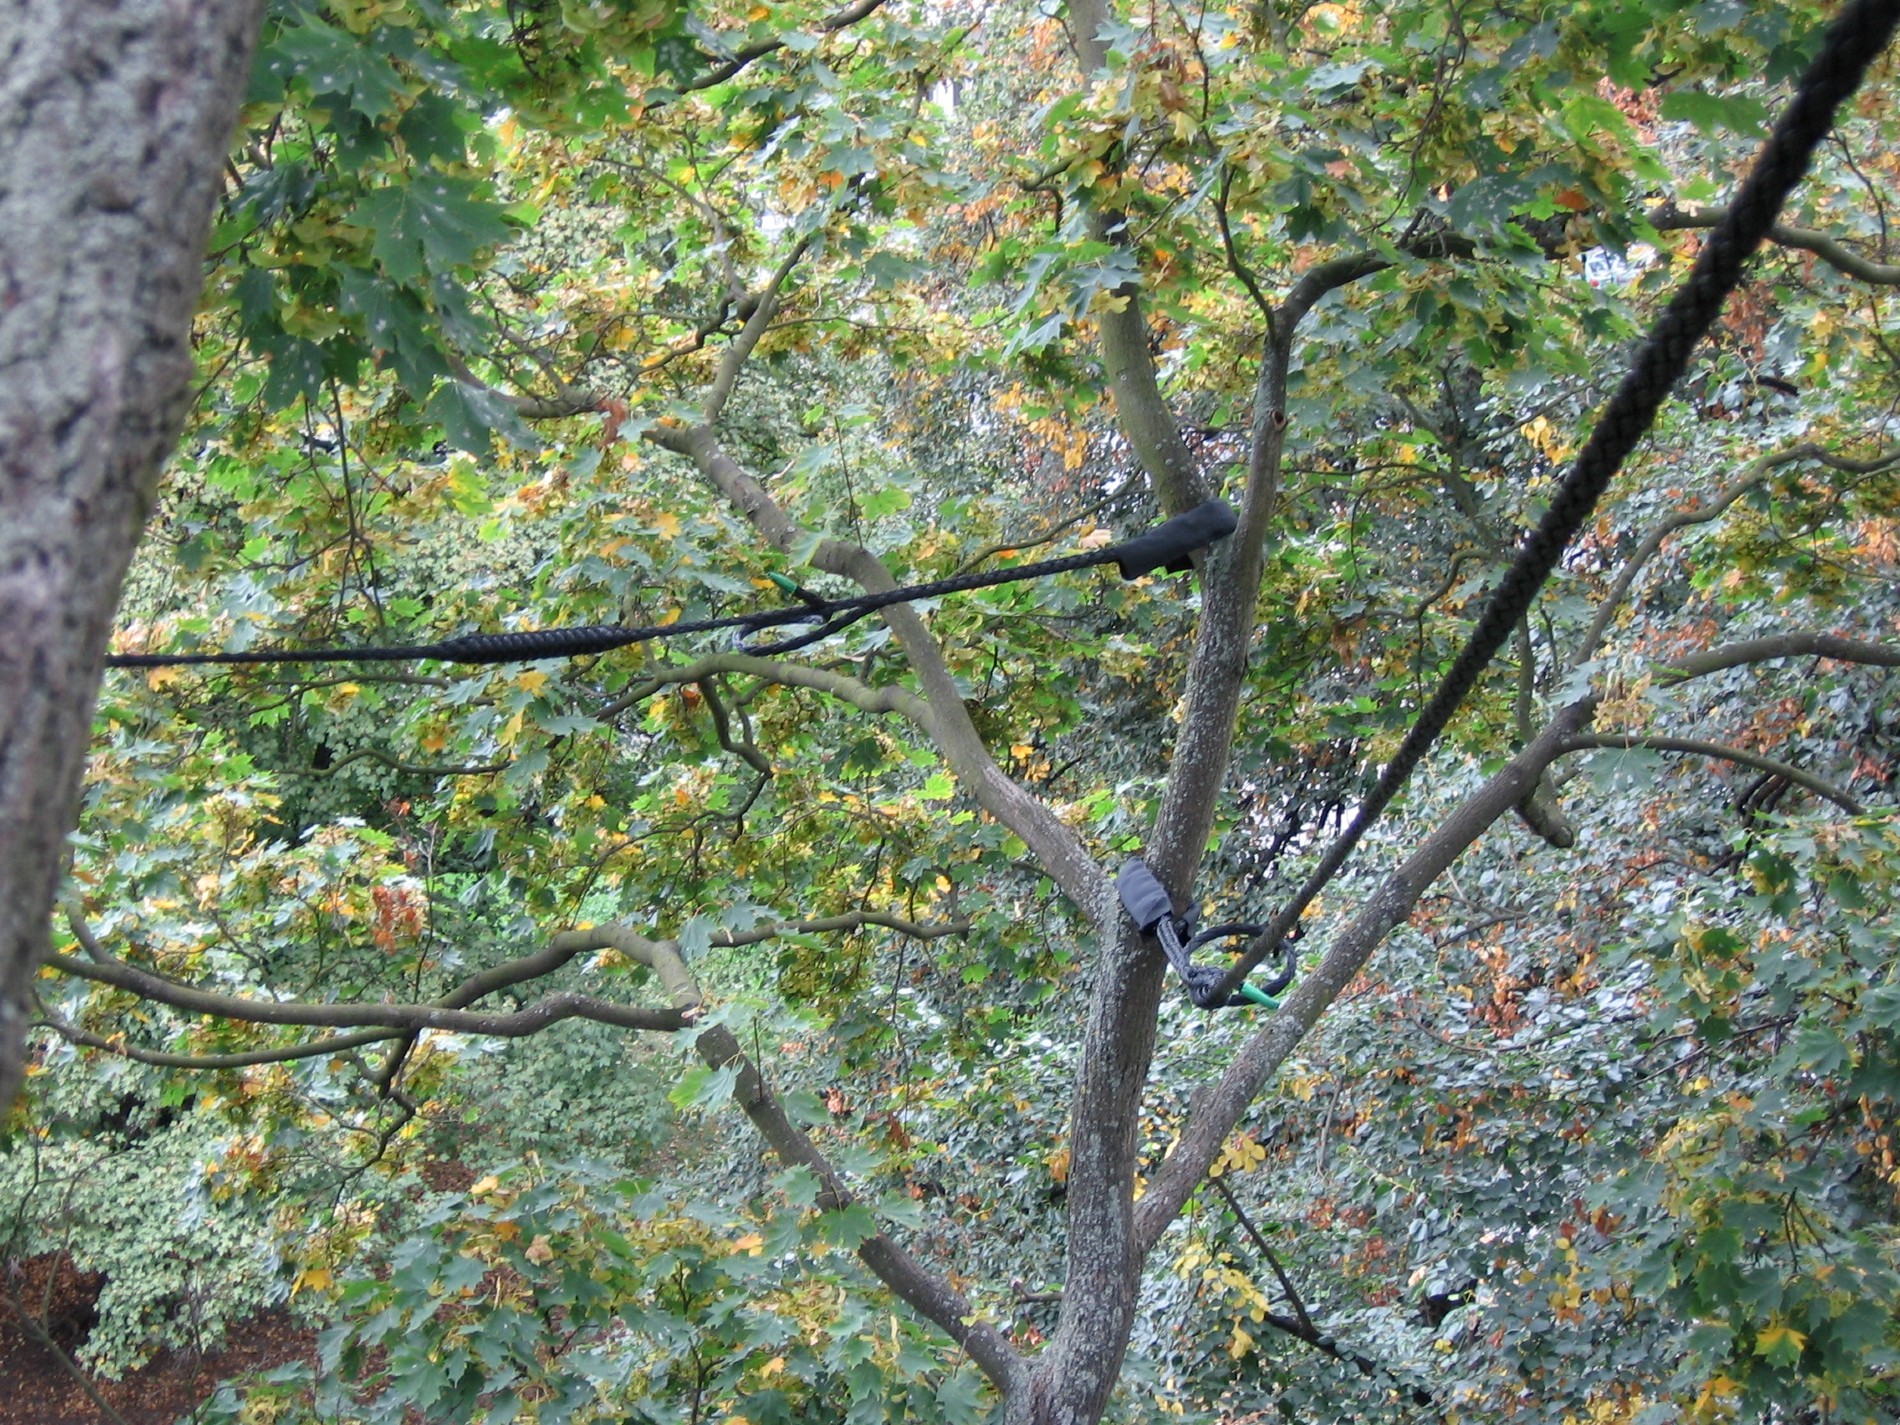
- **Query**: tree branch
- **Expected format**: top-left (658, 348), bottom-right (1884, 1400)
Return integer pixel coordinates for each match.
top-left (441, 351), bottom-right (604, 419)
top-left (673, 0), bottom-right (890, 94)
top-left (33, 998), bottom-right (399, 1069)
top-left (703, 231), bottom-right (816, 423)
top-left (1569, 444), bottom-right (1897, 670)
top-left (1657, 631), bottom-right (1900, 682)
top-left (1555, 733), bottom-right (1865, 815)
top-left (1065, 0), bottom-right (1208, 518)
top-left (593, 650), bottom-right (930, 724)
top-left (45, 951), bottom-right (693, 1035)
top-left (293, 745), bottom-right (509, 780)
top-left (1208, 1173), bottom-right (1431, 1403)
top-left (1654, 203), bottom-right (1900, 284)
top-left (56, 909), bottom-right (1011, 1391)
top-left (55, 909), bottom-right (961, 1076)
top-left (692, 1022), bottom-right (1027, 1393)
top-left (698, 676), bottom-right (772, 776)
top-left (642, 422), bottom-right (1110, 921)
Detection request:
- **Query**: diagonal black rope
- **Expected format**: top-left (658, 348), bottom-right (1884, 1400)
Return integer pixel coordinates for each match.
top-left (1206, 0), bottom-right (1900, 1005)
top-left (105, 499), bottom-right (1238, 670)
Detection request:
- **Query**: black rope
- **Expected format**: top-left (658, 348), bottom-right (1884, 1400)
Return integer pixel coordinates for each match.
top-left (1206, 0), bottom-right (1900, 1005)
top-left (106, 499), bottom-right (1238, 670)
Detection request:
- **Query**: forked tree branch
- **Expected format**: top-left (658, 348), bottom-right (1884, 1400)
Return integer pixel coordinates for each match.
top-left (51, 908), bottom-right (1014, 1380)
top-left (1570, 445), bottom-right (1900, 670)
top-left (704, 231), bottom-right (817, 423)
top-left (49, 910), bottom-right (967, 1066)
top-left (1134, 700), bottom-right (1598, 1254)
top-left (642, 424), bottom-right (1111, 921)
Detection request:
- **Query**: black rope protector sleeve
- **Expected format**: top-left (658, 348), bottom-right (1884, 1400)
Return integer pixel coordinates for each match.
top-left (1112, 498), bottom-right (1239, 579)
top-left (1117, 859), bottom-right (1295, 1008)
top-left (106, 500), bottom-right (1238, 670)
top-left (1206, 0), bottom-right (1900, 1006)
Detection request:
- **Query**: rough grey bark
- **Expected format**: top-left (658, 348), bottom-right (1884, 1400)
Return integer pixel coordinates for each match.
top-left (0, 0), bottom-right (265, 1117)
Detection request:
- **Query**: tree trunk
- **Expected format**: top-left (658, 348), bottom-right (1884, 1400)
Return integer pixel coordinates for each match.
top-left (0, 0), bottom-right (264, 1115)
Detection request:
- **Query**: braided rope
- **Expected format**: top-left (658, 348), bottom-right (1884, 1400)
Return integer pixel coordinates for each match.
top-left (1206, 0), bottom-right (1900, 1003)
top-left (104, 537), bottom-right (1158, 670)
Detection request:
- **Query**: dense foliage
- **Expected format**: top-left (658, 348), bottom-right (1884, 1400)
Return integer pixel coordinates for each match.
top-left (5, 0), bottom-right (1899, 1421)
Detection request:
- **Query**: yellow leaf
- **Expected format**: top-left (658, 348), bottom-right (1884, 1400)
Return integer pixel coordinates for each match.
top-left (1755, 1322), bottom-right (1806, 1356)
top-left (471, 1174), bottom-right (500, 1197)
top-left (761, 1355), bottom-right (786, 1378)
top-left (734, 1232), bottom-right (765, 1256)
top-left (1228, 1325), bottom-right (1253, 1359)
top-left (515, 669), bottom-right (549, 695)
top-left (654, 512), bottom-right (683, 538)
top-left (525, 1234), bottom-right (555, 1264)
top-left (290, 1265), bottom-right (333, 1298)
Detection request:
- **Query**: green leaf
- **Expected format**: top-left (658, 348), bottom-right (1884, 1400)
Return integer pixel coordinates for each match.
top-left (397, 90), bottom-right (472, 168)
top-left (258, 12), bottom-right (409, 119)
top-left (669, 1063), bottom-right (740, 1112)
top-left (860, 485), bottom-right (912, 519)
top-left (335, 268), bottom-right (449, 394)
top-left (935, 1365), bottom-right (988, 1425)
top-left (816, 1202), bottom-right (878, 1248)
top-left (425, 380), bottom-right (535, 455)
top-left (1661, 89), bottom-right (1769, 138)
top-left (355, 177), bottom-right (514, 287)
top-left (1755, 1322), bottom-right (1807, 1369)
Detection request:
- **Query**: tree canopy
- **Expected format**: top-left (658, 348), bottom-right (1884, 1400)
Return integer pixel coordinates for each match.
top-left (5, 0), bottom-right (1900, 1422)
